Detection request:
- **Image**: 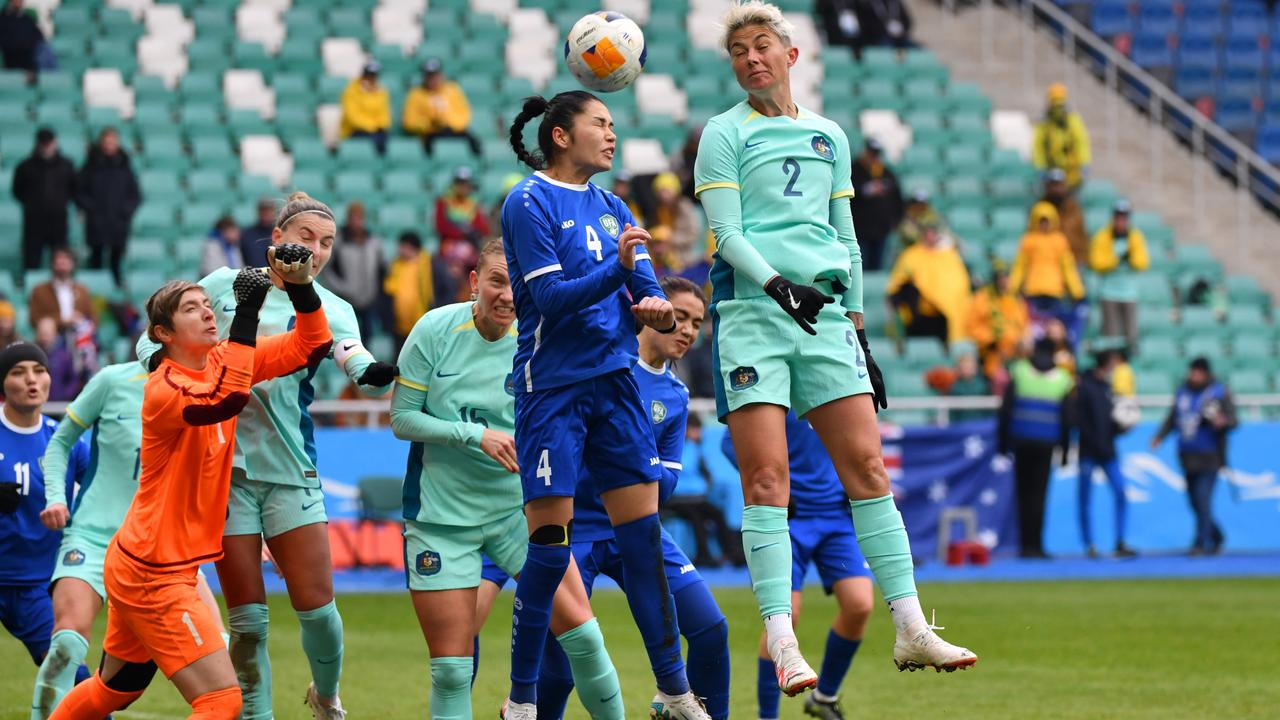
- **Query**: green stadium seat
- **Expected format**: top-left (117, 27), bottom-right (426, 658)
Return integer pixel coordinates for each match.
top-left (335, 141), bottom-right (380, 168)
top-left (375, 204), bottom-right (422, 236)
top-left (989, 207), bottom-right (1026, 235)
top-left (1230, 335), bottom-right (1272, 361)
top-left (132, 205), bottom-right (175, 235)
top-left (291, 169), bottom-right (331, 194)
top-left (1227, 305), bottom-right (1268, 328)
top-left (1137, 336), bottom-right (1179, 358)
top-left (1230, 370), bottom-right (1270, 394)
top-left (902, 337), bottom-right (947, 365)
top-left (187, 169), bottom-right (232, 195)
top-left (333, 170), bottom-right (378, 196)
top-left (1179, 306), bottom-right (1219, 331)
top-left (180, 203), bottom-right (225, 233)
top-left (1135, 372), bottom-right (1174, 395)
top-left (432, 138), bottom-right (475, 169)
top-left (381, 168), bottom-right (424, 199)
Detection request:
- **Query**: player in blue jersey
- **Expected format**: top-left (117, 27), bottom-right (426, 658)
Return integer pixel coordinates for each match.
top-left (724, 414), bottom-right (874, 720)
top-left (534, 276), bottom-right (731, 720)
top-left (0, 343), bottom-right (89, 671)
top-left (500, 91), bottom-right (708, 720)
top-left (695, 2), bottom-right (975, 691)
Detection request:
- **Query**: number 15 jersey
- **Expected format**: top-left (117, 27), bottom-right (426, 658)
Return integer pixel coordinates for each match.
top-left (694, 101), bottom-right (856, 302)
top-left (502, 171), bottom-right (664, 394)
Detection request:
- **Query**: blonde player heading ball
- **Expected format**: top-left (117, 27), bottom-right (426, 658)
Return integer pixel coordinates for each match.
top-left (693, 1), bottom-right (976, 694)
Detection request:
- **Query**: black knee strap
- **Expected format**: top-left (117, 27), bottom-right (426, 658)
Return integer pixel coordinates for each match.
top-left (102, 659), bottom-right (158, 693)
top-left (530, 520), bottom-right (573, 546)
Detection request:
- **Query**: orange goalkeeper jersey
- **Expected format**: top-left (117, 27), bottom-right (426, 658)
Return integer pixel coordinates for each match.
top-left (114, 306), bottom-right (332, 570)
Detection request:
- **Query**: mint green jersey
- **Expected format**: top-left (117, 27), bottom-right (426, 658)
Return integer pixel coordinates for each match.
top-left (694, 101), bottom-right (857, 303)
top-left (42, 362), bottom-right (147, 542)
top-left (137, 267), bottom-right (389, 488)
top-left (395, 302), bottom-right (522, 526)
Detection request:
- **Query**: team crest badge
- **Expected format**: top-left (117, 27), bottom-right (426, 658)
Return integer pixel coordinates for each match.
top-left (811, 134), bottom-right (835, 161)
top-left (504, 373), bottom-right (516, 397)
top-left (599, 214), bottom-right (620, 238)
top-left (651, 400), bottom-right (667, 424)
top-left (729, 366), bottom-right (759, 391)
top-left (63, 549), bottom-right (85, 566)
top-left (415, 550), bottom-right (442, 576)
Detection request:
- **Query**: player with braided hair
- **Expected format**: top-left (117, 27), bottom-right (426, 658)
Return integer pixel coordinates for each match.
top-left (51, 247), bottom-right (332, 720)
top-left (136, 193), bottom-right (392, 720)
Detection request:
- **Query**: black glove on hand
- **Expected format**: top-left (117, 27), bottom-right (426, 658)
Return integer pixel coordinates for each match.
top-left (269, 244), bottom-right (323, 312)
top-left (857, 328), bottom-right (888, 412)
top-left (357, 361), bottom-right (398, 387)
top-left (0, 482), bottom-right (22, 514)
top-left (229, 267), bottom-right (273, 346)
top-left (763, 276), bottom-right (834, 335)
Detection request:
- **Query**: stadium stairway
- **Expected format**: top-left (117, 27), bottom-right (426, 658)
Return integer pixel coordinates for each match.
top-left (914, 0), bottom-right (1280, 297)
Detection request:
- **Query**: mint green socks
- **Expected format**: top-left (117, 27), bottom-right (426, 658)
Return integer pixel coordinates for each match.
top-left (429, 656), bottom-right (473, 719)
top-left (31, 629), bottom-right (88, 719)
top-left (742, 505), bottom-right (794, 619)
top-left (297, 600), bottom-right (344, 698)
top-left (850, 495), bottom-right (918, 602)
top-left (228, 603), bottom-right (273, 720)
top-left (558, 618), bottom-right (624, 720)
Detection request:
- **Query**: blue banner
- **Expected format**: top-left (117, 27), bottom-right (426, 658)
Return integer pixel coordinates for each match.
top-left (310, 420), bottom-right (1280, 561)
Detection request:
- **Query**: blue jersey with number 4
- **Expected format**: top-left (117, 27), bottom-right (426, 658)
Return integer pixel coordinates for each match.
top-left (0, 415), bottom-right (89, 585)
top-left (501, 171), bottom-right (665, 393)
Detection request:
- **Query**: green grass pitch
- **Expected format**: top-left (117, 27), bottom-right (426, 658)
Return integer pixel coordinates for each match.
top-left (3, 579), bottom-right (1276, 718)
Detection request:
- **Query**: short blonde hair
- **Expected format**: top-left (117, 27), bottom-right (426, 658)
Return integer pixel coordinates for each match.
top-left (721, 1), bottom-right (795, 53)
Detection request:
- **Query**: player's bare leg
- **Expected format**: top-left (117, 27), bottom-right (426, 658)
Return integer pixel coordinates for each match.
top-left (803, 578), bottom-right (873, 719)
top-left (806, 395), bottom-right (977, 672)
top-left (727, 403), bottom-right (816, 696)
top-left (266, 522), bottom-right (346, 718)
top-left (413, 586), bottom-right (479, 717)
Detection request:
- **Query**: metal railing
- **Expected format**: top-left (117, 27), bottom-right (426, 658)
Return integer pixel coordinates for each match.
top-left (955, 0), bottom-right (1280, 266)
top-left (44, 394), bottom-right (1280, 429)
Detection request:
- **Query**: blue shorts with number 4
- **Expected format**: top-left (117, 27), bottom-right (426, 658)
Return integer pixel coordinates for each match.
top-left (514, 370), bottom-right (662, 502)
top-left (791, 515), bottom-right (872, 594)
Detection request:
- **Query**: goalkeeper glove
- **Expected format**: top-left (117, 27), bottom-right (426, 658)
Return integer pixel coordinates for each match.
top-left (763, 275), bottom-right (834, 336)
top-left (229, 268), bottom-right (273, 346)
top-left (357, 361), bottom-right (398, 387)
top-left (856, 329), bottom-right (888, 412)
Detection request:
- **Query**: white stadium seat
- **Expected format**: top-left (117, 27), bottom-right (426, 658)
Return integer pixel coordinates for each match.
top-left (144, 5), bottom-right (194, 46)
top-left (372, 6), bottom-right (423, 53)
top-left (82, 68), bottom-right (135, 118)
top-left (224, 69), bottom-right (276, 119)
top-left (243, 0), bottom-right (292, 14)
top-left (316, 104), bottom-right (344, 148)
top-left (620, 138), bottom-right (669, 176)
top-left (241, 135), bottom-right (293, 187)
top-left (603, 0), bottom-right (650, 26)
top-left (860, 109), bottom-right (911, 162)
top-left (991, 110), bottom-right (1035, 161)
top-left (322, 37), bottom-right (366, 79)
top-left (471, 0), bottom-right (518, 21)
top-left (106, 0), bottom-right (152, 21)
top-left (136, 35), bottom-right (188, 88)
top-left (635, 74), bottom-right (687, 122)
top-left (236, 4), bottom-right (286, 53)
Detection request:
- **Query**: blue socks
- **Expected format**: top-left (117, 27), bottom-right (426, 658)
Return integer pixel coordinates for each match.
top-left (613, 513), bottom-right (688, 696)
top-left (228, 603), bottom-right (272, 720)
top-left (31, 628), bottom-right (89, 719)
top-left (73, 664), bottom-right (90, 686)
top-left (674, 583), bottom-right (730, 720)
top-left (757, 657), bottom-right (780, 720)
top-left (536, 634), bottom-right (575, 720)
top-left (471, 635), bottom-right (480, 687)
top-left (816, 629), bottom-right (862, 698)
top-left (296, 600), bottom-right (344, 698)
top-left (509, 542), bottom-right (570, 705)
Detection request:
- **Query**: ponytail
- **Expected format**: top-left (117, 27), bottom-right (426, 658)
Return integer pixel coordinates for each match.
top-left (507, 91), bottom-right (602, 171)
top-left (509, 96), bottom-right (549, 170)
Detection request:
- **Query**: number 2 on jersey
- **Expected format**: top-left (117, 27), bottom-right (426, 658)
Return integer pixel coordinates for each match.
top-left (782, 158), bottom-right (803, 197)
top-left (584, 226), bottom-right (603, 262)
top-left (536, 449), bottom-right (552, 486)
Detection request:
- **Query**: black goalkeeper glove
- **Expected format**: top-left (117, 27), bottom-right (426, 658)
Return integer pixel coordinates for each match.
top-left (0, 482), bottom-right (22, 514)
top-left (269, 244), bottom-right (323, 313)
top-left (763, 275), bottom-right (834, 335)
top-left (357, 361), bottom-right (398, 387)
top-left (229, 267), bottom-right (273, 346)
top-left (856, 328), bottom-right (888, 412)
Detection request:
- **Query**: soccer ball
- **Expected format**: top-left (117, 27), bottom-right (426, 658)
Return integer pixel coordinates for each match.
top-left (1112, 396), bottom-right (1140, 432)
top-left (563, 11), bottom-right (646, 93)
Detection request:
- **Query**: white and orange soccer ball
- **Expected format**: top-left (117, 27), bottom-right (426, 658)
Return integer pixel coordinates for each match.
top-left (563, 11), bottom-right (646, 93)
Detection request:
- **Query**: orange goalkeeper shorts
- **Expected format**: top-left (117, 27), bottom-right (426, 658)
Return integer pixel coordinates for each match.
top-left (102, 541), bottom-right (226, 678)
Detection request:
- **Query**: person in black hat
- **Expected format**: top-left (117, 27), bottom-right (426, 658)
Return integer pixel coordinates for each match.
top-left (338, 60), bottom-right (391, 154)
top-left (1152, 357), bottom-right (1237, 555)
top-left (402, 58), bottom-right (481, 155)
top-left (12, 127), bottom-right (76, 271)
top-left (849, 137), bottom-right (903, 271)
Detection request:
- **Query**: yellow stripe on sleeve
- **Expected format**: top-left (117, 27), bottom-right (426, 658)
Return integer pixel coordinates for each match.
top-left (395, 377), bottom-right (429, 392)
top-left (65, 409), bottom-right (89, 428)
top-left (694, 181), bottom-right (741, 196)
top-left (830, 189), bottom-right (855, 200)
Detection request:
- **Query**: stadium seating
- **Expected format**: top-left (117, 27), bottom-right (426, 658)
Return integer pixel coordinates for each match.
top-left (0, 0), bottom-right (1275, 401)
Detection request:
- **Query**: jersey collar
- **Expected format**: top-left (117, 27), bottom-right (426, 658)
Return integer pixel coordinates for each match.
top-left (636, 358), bottom-right (667, 375)
top-left (534, 171), bottom-right (589, 192)
top-left (0, 409), bottom-right (45, 434)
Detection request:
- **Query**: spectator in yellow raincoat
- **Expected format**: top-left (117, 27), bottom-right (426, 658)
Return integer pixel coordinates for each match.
top-left (1088, 199), bottom-right (1149, 352)
top-left (887, 225), bottom-right (972, 345)
top-left (1032, 83), bottom-right (1091, 193)
top-left (339, 61), bottom-right (391, 155)
top-left (402, 58), bottom-right (481, 156)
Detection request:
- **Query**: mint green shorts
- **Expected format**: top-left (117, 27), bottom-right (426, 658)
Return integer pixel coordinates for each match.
top-left (224, 470), bottom-right (328, 539)
top-left (711, 296), bottom-right (873, 420)
top-left (51, 530), bottom-right (110, 600)
top-left (403, 509), bottom-right (528, 592)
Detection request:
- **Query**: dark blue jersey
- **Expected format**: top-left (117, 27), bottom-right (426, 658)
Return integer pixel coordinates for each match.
top-left (723, 412), bottom-right (849, 519)
top-left (501, 172), bottom-right (665, 393)
top-left (575, 360), bottom-right (690, 543)
top-left (0, 414), bottom-right (89, 585)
